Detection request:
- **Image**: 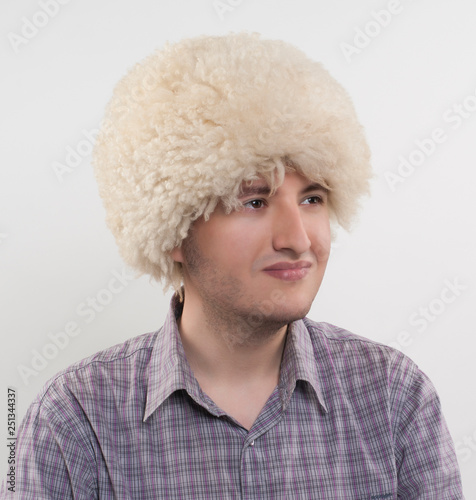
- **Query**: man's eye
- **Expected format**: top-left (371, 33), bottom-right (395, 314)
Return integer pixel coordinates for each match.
top-left (244, 199), bottom-right (265, 209)
top-left (302, 195), bottom-right (324, 205)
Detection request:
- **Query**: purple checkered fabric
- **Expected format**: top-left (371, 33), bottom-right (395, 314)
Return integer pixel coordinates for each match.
top-left (1, 300), bottom-right (464, 499)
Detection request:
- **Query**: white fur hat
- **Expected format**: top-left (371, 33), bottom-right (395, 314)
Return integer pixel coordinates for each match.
top-left (93, 33), bottom-right (372, 291)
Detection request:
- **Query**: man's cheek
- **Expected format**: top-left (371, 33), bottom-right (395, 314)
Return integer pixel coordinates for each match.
top-left (311, 230), bottom-right (331, 262)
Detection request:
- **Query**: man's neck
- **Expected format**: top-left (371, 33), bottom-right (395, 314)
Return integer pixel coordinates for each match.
top-left (176, 293), bottom-right (288, 429)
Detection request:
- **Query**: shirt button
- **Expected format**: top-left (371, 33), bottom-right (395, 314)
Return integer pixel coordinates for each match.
top-left (250, 440), bottom-right (255, 446)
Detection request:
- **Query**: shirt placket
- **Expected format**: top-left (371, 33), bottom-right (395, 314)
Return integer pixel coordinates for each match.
top-left (239, 387), bottom-right (287, 500)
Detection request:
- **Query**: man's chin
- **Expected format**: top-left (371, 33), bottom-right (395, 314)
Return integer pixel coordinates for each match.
top-left (253, 304), bottom-right (313, 330)
top-left (270, 293), bottom-right (315, 321)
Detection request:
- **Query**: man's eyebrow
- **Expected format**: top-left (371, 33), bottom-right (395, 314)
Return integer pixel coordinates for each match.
top-left (238, 182), bottom-right (329, 198)
top-left (238, 185), bottom-right (271, 197)
top-left (302, 183), bottom-right (329, 194)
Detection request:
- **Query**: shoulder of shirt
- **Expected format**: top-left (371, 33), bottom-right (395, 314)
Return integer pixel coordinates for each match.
top-left (301, 317), bottom-right (433, 396)
top-left (302, 316), bottom-right (410, 363)
top-left (32, 328), bottom-right (161, 408)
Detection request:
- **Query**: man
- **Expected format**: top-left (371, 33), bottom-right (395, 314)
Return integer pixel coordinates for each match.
top-left (1, 33), bottom-right (463, 498)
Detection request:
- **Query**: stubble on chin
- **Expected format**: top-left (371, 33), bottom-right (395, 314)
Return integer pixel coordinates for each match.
top-left (201, 281), bottom-right (313, 351)
top-left (181, 232), bottom-right (314, 350)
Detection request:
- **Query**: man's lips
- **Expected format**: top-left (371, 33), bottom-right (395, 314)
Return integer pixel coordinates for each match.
top-left (262, 261), bottom-right (312, 281)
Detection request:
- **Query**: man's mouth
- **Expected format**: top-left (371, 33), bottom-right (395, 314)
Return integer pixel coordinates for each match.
top-left (262, 261), bottom-right (312, 281)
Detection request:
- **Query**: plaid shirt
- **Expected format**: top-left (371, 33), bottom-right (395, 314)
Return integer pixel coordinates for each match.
top-left (1, 300), bottom-right (463, 499)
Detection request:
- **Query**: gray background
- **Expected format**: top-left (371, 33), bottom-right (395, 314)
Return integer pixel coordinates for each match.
top-left (1, 0), bottom-right (475, 495)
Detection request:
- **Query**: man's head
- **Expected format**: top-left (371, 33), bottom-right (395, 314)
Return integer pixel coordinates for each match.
top-left (93, 32), bottom-right (372, 293)
top-left (171, 169), bottom-right (331, 338)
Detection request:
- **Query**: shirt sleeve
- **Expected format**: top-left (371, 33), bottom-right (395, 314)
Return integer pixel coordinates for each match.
top-left (0, 387), bottom-right (97, 499)
top-left (391, 356), bottom-right (464, 499)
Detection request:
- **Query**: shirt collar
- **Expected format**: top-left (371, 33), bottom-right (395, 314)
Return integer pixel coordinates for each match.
top-left (143, 294), bottom-right (223, 421)
top-left (279, 319), bottom-right (328, 413)
top-left (144, 295), bottom-right (328, 421)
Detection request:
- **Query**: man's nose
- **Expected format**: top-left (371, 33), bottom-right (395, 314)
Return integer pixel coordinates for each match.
top-left (271, 204), bottom-right (311, 255)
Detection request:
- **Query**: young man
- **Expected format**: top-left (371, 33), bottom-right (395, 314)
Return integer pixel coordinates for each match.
top-left (1, 33), bottom-right (463, 498)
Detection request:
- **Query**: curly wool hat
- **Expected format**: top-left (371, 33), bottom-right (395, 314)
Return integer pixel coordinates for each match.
top-left (93, 32), bottom-right (372, 291)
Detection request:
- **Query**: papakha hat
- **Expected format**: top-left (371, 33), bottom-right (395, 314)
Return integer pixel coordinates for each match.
top-left (93, 32), bottom-right (372, 291)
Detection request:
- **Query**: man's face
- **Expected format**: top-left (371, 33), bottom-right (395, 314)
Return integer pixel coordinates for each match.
top-left (172, 170), bottom-right (331, 337)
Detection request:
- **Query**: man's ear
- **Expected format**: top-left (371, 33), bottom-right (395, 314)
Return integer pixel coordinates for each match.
top-left (171, 246), bottom-right (184, 263)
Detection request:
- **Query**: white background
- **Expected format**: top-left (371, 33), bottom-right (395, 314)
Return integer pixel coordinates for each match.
top-left (1, 0), bottom-right (475, 495)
